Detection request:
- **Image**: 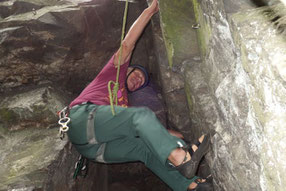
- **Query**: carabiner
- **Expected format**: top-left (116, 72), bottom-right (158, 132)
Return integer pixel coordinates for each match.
top-left (58, 117), bottom-right (70, 127)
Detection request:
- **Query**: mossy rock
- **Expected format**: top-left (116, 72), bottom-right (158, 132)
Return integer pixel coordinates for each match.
top-left (159, 0), bottom-right (200, 67)
top-left (0, 86), bottom-right (69, 130)
top-left (0, 108), bottom-right (18, 124)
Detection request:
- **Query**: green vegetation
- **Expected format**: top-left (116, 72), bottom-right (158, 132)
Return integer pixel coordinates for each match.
top-left (191, 0), bottom-right (212, 57)
top-left (0, 108), bottom-right (17, 123)
top-left (159, 0), bottom-right (198, 67)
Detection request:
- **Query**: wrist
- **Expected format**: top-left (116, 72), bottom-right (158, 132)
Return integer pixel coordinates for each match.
top-left (145, 7), bottom-right (156, 16)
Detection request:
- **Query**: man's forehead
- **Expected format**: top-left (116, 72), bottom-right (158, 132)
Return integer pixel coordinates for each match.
top-left (128, 67), bottom-right (144, 75)
top-left (134, 68), bottom-right (144, 75)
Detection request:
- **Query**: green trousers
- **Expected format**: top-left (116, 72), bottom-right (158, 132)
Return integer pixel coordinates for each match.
top-left (67, 103), bottom-right (197, 191)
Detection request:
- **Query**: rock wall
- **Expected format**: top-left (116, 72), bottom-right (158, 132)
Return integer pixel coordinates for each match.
top-left (0, 0), bottom-right (170, 190)
top-left (0, 0), bottom-right (152, 95)
top-left (157, 0), bottom-right (286, 190)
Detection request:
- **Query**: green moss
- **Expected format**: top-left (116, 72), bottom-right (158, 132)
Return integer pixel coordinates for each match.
top-left (6, 134), bottom-right (48, 182)
top-left (31, 104), bottom-right (55, 122)
top-left (249, 97), bottom-right (268, 126)
top-left (0, 108), bottom-right (17, 123)
top-left (0, 123), bottom-right (9, 137)
top-left (191, 0), bottom-right (212, 56)
top-left (159, 0), bottom-right (198, 67)
top-left (164, 37), bottom-right (174, 68)
top-left (240, 44), bottom-right (251, 74)
top-left (32, 104), bottom-right (46, 115)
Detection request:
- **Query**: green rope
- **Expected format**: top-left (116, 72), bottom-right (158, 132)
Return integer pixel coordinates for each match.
top-left (108, 0), bottom-right (129, 115)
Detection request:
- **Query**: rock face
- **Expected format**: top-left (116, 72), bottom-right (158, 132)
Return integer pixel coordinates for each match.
top-left (148, 0), bottom-right (199, 135)
top-left (0, 86), bottom-right (67, 190)
top-left (157, 0), bottom-right (286, 190)
top-left (0, 86), bottom-right (67, 130)
top-left (166, 0), bottom-right (286, 190)
top-left (0, 0), bottom-right (140, 94)
top-left (0, 85), bottom-right (109, 191)
top-left (0, 0), bottom-right (170, 190)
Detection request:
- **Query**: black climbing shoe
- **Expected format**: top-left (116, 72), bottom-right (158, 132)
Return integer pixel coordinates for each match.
top-left (176, 134), bottom-right (210, 179)
top-left (188, 178), bottom-right (213, 191)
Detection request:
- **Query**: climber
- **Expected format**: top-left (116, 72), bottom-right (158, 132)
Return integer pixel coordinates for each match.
top-left (67, 0), bottom-right (212, 190)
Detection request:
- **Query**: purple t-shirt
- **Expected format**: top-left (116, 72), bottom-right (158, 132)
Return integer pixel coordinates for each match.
top-left (70, 54), bottom-right (129, 108)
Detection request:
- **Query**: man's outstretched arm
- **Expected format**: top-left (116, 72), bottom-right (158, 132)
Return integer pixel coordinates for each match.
top-left (114, 0), bottom-right (159, 66)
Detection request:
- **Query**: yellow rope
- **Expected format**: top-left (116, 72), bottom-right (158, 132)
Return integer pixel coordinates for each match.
top-left (108, 0), bottom-right (129, 115)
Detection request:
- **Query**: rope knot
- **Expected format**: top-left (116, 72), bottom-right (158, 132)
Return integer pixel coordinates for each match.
top-left (108, 81), bottom-right (119, 115)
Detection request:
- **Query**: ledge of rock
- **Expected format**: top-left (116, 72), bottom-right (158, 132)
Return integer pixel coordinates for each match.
top-left (0, 86), bottom-right (68, 190)
top-left (0, 86), bottom-right (69, 130)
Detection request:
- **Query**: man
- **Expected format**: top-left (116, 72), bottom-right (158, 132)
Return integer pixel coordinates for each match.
top-left (67, 0), bottom-right (212, 190)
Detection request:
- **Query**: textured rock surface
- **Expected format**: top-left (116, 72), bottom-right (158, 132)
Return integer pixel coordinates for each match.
top-left (149, 0), bottom-right (202, 134)
top-left (0, 127), bottom-right (66, 190)
top-left (0, 86), bottom-right (68, 130)
top-left (0, 86), bottom-right (66, 190)
top-left (0, 0), bottom-right (140, 94)
top-left (231, 4), bottom-right (286, 190)
top-left (0, 85), bottom-right (110, 191)
top-left (0, 0), bottom-right (172, 190)
top-left (184, 0), bottom-right (286, 190)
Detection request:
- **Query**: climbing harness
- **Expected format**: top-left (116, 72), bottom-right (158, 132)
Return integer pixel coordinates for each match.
top-left (108, 0), bottom-right (129, 115)
top-left (57, 103), bottom-right (104, 179)
top-left (58, 106), bottom-right (70, 140)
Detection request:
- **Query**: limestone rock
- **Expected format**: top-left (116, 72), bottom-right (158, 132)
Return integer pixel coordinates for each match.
top-left (0, 126), bottom-right (67, 190)
top-left (159, 0), bottom-right (200, 68)
top-left (150, 1), bottom-right (200, 133)
top-left (0, 85), bottom-right (109, 190)
top-left (187, 0), bottom-right (286, 190)
top-left (0, 86), bottom-right (69, 130)
top-left (0, 86), bottom-right (68, 190)
top-left (231, 4), bottom-right (286, 190)
top-left (0, 0), bottom-right (122, 94)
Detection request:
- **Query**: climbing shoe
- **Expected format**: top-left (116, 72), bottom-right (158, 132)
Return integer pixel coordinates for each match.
top-left (176, 134), bottom-right (210, 179)
top-left (188, 178), bottom-right (213, 191)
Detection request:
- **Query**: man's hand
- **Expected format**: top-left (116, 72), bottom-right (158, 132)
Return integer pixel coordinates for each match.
top-left (114, 0), bottom-right (159, 67)
top-left (147, 0), bottom-right (159, 15)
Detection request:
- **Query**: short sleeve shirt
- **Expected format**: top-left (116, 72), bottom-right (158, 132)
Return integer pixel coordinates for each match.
top-left (69, 54), bottom-right (129, 108)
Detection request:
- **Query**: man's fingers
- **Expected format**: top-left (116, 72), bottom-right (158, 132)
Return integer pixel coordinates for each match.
top-left (150, 0), bottom-right (159, 13)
